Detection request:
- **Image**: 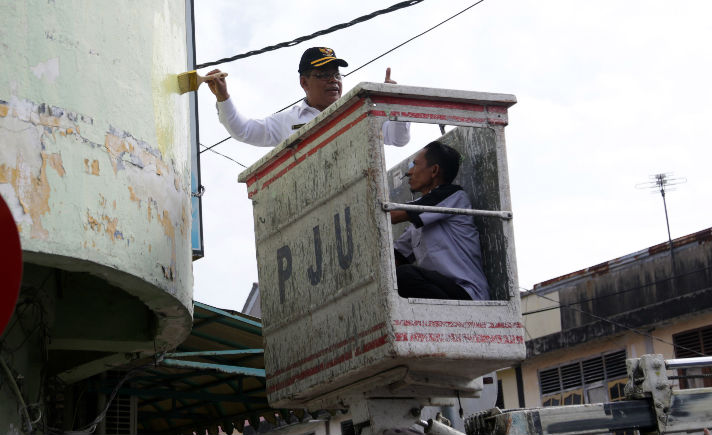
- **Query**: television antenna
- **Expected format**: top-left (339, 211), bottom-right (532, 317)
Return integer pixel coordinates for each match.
top-left (636, 173), bottom-right (686, 269)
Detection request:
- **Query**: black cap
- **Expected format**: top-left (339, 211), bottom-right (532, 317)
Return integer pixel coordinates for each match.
top-left (298, 47), bottom-right (348, 73)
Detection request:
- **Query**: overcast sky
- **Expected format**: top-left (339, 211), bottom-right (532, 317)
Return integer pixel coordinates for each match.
top-left (191, 0), bottom-right (712, 311)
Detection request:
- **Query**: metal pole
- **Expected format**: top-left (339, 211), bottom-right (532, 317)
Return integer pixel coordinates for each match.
top-left (666, 356), bottom-right (712, 369)
top-left (381, 202), bottom-right (513, 220)
top-left (657, 175), bottom-right (677, 277)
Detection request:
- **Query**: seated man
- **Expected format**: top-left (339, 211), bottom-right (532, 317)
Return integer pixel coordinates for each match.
top-left (207, 46), bottom-right (410, 147)
top-left (389, 141), bottom-right (489, 300)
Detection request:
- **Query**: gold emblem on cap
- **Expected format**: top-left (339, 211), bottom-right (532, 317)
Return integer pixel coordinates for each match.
top-left (319, 47), bottom-right (334, 56)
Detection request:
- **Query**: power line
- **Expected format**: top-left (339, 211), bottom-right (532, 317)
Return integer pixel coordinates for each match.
top-left (203, 0), bottom-right (488, 162)
top-left (343, 0), bottom-right (486, 79)
top-left (272, 0), bottom-right (486, 115)
top-left (521, 286), bottom-right (707, 358)
top-left (199, 143), bottom-right (247, 168)
top-left (521, 263), bottom-right (712, 316)
top-left (195, 1), bottom-right (426, 70)
top-left (200, 136), bottom-right (230, 154)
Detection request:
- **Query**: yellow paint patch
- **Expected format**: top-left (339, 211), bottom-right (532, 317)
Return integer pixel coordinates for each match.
top-left (0, 104), bottom-right (8, 117)
top-left (157, 209), bottom-right (177, 281)
top-left (128, 186), bottom-right (140, 203)
top-left (0, 164), bottom-right (10, 183)
top-left (104, 134), bottom-right (130, 174)
top-left (102, 215), bottom-right (122, 241)
top-left (180, 204), bottom-right (188, 236)
top-left (38, 112), bottom-right (60, 128)
top-left (5, 153), bottom-right (56, 239)
top-left (47, 153), bottom-right (65, 177)
top-left (147, 202), bottom-right (153, 222)
top-left (84, 159), bottom-right (100, 175)
top-left (104, 133), bottom-right (169, 176)
top-left (86, 212), bottom-right (124, 242)
top-left (87, 213), bottom-right (101, 232)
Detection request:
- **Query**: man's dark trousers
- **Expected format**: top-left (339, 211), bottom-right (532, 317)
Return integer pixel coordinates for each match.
top-left (396, 264), bottom-right (471, 300)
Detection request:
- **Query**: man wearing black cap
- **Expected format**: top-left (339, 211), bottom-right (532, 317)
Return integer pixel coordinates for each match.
top-left (207, 47), bottom-right (410, 147)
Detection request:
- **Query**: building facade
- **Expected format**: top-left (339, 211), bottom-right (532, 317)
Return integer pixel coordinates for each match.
top-left (498, 227), bottom-right (712, 409)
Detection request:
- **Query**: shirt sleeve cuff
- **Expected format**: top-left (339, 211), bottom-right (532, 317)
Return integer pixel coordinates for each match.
top-left (216, 97), bottom-right (236, 118)
top-left (406, 210), bottom-right (424, 228)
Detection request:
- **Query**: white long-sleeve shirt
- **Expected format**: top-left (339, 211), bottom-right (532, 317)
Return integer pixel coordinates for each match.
top-left (217, 97), bottom-right (410, 147)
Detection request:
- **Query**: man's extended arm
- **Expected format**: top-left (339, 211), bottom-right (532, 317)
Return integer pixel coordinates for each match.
top-left (382, 67), bottom-right (411, 147)
top-left (216, 98), bottom-right (293, 147)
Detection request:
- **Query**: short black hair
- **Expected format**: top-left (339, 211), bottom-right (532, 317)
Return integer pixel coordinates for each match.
top-left (423, 141), bottom-right (461, 185)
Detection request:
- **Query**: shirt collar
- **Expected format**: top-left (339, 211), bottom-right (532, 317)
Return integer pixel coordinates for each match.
top-left (297, 98), bottom-right (320, 117)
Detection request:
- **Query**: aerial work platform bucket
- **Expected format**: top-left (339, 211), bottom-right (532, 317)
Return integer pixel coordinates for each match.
top-left (238, 83), bottom-right (524, 409)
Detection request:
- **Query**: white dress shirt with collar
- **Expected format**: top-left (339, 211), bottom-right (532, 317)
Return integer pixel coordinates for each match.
top-left (217, 97), bottom-right (410, 147)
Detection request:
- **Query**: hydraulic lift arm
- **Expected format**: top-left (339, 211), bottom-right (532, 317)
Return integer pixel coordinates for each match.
top-left (464, 355), bottom-right (712, 435)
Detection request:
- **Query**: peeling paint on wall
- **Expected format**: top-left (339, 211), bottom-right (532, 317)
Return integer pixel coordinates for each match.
top-left (0, 2), bottom-right (194, 372)
top-left (30, 57), bottom-right (60, 83)
top-left (0, 95), bottom-right (190, 303)
top-left (0, 5), bottom-right (194, 430)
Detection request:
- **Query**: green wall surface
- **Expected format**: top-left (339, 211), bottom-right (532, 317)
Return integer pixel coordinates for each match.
top-left (0, 4), bottom-right (195, 430)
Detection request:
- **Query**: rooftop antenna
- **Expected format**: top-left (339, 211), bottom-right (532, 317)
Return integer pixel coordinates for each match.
top-left (636, 173), bottom-right (687, 272)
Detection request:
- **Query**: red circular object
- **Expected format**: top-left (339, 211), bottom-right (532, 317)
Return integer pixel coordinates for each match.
top-left (0, 194), bottom-right (22, 336)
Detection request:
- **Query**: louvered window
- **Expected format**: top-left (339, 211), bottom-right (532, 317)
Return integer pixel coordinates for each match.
top-left (539, 350), bottom-right (627, 406)
top-left (539, 367), bottom-right (561, 394)
top-left (673, 326), bottom-right (712, 358)
top-left (582, 356), bottom-right (604, 383)
top-left (604, 350), bottom-right (628, 379)
top-left (341, 420), bottom-right (355, 435)
top-left (673, 325), bottom-right (712, 389)
top-left (560, 363), bottom-right (582, 389)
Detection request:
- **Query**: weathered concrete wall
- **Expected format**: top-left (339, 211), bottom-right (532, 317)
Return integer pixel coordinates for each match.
top-left (0, 1), bottom-right (193, 316)
top-left (1, 1), bottom-right (195, 431)
top-left (526, 228), bottom-right (712, 357)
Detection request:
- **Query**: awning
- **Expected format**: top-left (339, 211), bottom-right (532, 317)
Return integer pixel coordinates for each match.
top-left (93, 301), bottom-right (297, 434)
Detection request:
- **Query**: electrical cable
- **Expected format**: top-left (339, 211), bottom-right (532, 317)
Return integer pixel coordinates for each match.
top-left (1, 355), bottom-right (34, 432)
top-left (45, 363), bottom-right (153, 435)
top-left (199, 143), bottom-right (247, 168)
top-left (522, 263), bottom-right (712, 316)
top-left (201, 0), bottom-right (488, 162)
top-left (521, 286), bottom-right (708, 358)
top-left (199, 136), bottom-right (231, 154)
top-left (341, 0), bottom-right (485, 79)
top-left (195, 1), bottom-right (425, 69)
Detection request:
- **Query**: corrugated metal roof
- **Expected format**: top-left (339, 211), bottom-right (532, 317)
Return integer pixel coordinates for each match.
top-left (98, 301), bottom-right (291, 435)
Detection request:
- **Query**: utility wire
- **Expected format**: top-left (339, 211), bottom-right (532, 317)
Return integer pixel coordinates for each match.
top-left (522, 263), bottom-right (712, 316)
top-left (200, 136), bottom-right (231, 155)
top-left (521, 286), bottom-right (707, 358)
top-left (196, 0), bottom-right (425, 69)
top-left (343, 0), bottom-right (485, 79)
top-left (202, 0), bottom-right (488, 161)
top-left (199, 143), bottom-right (247, 168)
top-left (272, 0), bottom-right (486, 115)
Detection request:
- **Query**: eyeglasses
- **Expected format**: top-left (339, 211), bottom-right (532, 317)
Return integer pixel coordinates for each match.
top-left (310, 71), bottom-right (342, 81)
